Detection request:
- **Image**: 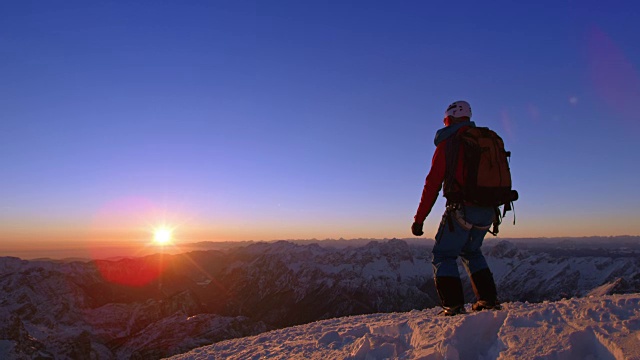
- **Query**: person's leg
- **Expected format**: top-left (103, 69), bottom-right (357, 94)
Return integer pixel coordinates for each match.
top-left (462, 227), bottom-right (500, 309)
top-left (470, 268), bottom-right (501, 310)
top-left (432, 211), bottom-right (471, 314)
top-left (460, 226), bottom-right (490, 275)
top-left (459, 206), bottom-right (501, 310)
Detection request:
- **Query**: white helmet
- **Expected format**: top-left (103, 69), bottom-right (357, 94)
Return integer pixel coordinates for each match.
top-left (445, 100), bottom-right (472, 119)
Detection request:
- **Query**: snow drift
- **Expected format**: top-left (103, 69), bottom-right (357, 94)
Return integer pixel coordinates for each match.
top-left (170, 293), bottom-right (640, 360)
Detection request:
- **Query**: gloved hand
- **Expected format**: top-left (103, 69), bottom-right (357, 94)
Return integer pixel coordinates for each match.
top-left (411, 221), bottom-right (424, 236)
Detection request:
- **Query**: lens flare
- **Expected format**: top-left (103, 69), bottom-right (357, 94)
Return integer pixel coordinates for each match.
top-left (153, 227), bottom-right (173, 245)
top-left (588, 26), bottom-right (640, 126)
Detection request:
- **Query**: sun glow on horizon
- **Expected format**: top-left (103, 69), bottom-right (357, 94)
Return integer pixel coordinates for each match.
top-left (153, 227), bottom-right (173, 246)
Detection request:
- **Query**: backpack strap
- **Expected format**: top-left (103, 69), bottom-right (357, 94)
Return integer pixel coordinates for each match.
top-left (489, 206), bottom-right (501, 236)
top-left (502, 190), bottom-right (518, 225)
top-left (504, 201), bottom-right (516, 225)
top-left (490, 201), bottom-right (516, 236)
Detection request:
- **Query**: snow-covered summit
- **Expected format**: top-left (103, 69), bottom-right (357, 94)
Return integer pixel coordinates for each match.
top-left (170, 293), bottom-right (640, 360)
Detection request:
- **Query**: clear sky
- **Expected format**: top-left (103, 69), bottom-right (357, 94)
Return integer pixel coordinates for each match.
top-left (1, 0), bottom-right (639, 250)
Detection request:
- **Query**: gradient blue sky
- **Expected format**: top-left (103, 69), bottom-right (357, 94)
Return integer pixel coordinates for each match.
top-left (2, 0), bottom-right (639, 247)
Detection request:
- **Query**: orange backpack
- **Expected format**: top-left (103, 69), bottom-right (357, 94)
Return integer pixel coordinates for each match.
top-left (444, 127), bottom-right (518, 209)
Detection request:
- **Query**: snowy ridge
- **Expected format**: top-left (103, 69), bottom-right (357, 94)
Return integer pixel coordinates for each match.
top-left (170, 293), bottom-right (640, 360)
top-left (485, 241), bottom-right (640, 302)
top-left (1, 239), bottom-right (639, 359)
top-left (218, 239), bottom-right (437, 327)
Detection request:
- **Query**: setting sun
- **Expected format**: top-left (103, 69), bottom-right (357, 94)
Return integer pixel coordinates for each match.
top-left (153, 227), bottom-right (173, 245)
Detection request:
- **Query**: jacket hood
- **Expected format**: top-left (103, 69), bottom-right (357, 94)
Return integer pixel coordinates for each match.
top-left (434, 120), bottom-right (476, 146)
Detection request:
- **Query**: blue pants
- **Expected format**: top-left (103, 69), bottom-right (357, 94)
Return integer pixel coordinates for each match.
top-left (432, 205), bottom-right (495, 278)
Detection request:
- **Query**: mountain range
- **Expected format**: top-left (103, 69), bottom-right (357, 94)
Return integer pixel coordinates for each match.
top-left (1, 238), bottom-right (638, 359)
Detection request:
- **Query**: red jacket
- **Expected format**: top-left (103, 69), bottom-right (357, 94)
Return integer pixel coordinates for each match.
top-left (414, 126), bottom-right (469, 223)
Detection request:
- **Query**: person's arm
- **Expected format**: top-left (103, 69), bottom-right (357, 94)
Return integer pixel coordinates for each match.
top-left (414, 141), bottom-right (447, 224)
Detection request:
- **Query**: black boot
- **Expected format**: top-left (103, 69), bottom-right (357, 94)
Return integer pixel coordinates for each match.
top-left (470, 268), bottom-right (501, 311)
top-left (435, 277), bottom-right (466, 316)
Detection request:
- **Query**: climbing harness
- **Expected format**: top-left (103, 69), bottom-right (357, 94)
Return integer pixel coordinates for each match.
top-left (444, 203), bottom-right (492, 233)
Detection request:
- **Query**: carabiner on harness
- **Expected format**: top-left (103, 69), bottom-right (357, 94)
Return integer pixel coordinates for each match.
top-left (445, 203), bottom-right (492, 233)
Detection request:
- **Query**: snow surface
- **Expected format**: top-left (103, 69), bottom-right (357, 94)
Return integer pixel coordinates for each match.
top-left (169, 293), bottom-right (640, 360)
